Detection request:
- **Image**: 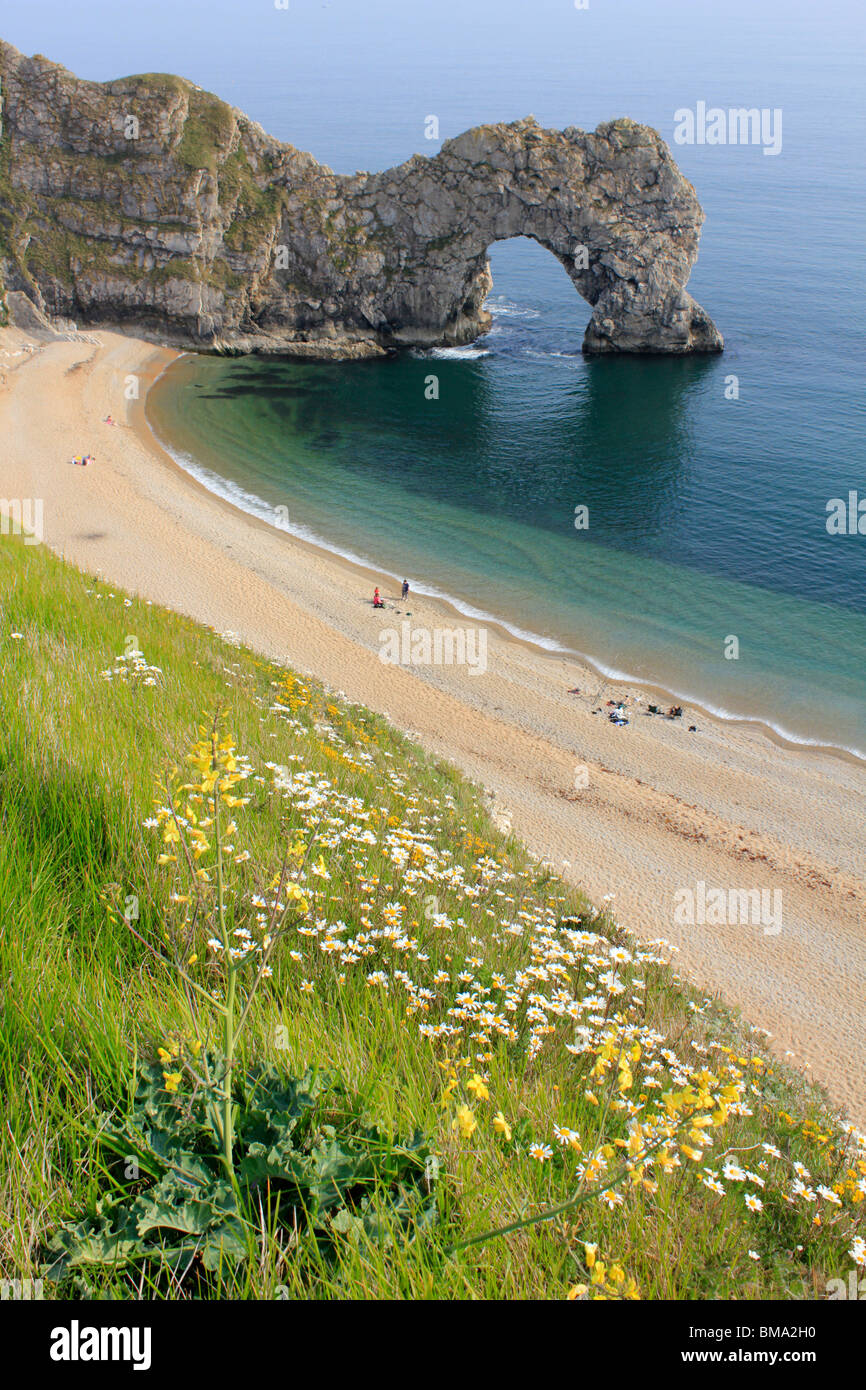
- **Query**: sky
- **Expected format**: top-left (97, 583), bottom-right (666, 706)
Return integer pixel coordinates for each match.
top-left (2, 0), bottom-right (863, 172)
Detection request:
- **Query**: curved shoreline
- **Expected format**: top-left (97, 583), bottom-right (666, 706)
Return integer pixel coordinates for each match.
top-left (4, 325), bottom-right (866, 1123)
top-left (142, 352), bottom-right (866, 771)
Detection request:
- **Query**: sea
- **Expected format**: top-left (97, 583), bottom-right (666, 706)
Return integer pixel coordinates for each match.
top-left (10, 0), bottom-right (865, 753)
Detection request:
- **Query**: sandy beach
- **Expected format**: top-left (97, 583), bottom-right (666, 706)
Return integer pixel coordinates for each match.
top-left (2, 324), bottom-right (865, 1122)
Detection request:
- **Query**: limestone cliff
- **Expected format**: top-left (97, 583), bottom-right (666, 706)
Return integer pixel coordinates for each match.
top-left (0, 41), bottom-right (722, 357)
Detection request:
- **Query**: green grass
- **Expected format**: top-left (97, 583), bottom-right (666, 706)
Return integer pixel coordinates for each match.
top-left (175, 92), bottom-right (237, 174)
top-left (1, 533), bottom-right (863, 1300)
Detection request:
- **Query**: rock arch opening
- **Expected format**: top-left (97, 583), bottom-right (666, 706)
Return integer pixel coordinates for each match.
top-left (480, 235), bottom-right (595, 349)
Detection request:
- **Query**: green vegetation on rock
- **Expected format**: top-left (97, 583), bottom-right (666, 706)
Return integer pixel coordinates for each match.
top-left (176, 91), bottom-right (237, 173)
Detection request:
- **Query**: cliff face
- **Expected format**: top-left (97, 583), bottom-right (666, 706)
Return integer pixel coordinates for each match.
top-left (0, 41), bottom-right (722, 357)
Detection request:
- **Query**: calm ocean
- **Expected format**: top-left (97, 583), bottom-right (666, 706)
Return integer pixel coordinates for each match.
top-left (10, 0), bottom-right (865, 751)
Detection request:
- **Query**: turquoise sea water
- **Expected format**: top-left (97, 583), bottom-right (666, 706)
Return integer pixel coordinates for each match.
top-left (9, 0), bottom-right (865, 752)
top-left (146, 300), bottom-right (866, 754)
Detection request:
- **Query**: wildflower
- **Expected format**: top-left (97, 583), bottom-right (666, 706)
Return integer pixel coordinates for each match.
top-left (162, 1071), bottom-right (182, 1093)
top-left (493, 1111), bottom-right (512, 1141)
top-left (554, 1125), bottom-right (582, 1151)
top-left (467, 1074), bottom-right (489, 1102)
top-left (702, 1176), bottom-right (725, 1196)
top-left (529, 1143), bottom-right (553, 1162)
top-left (723, 1160), bottom-right (747, 1182)
top-left (285, 882), bottom-right (309, 910)
top-left (848, 1236), bottom-right (866, 1267)
top-left (655, 1149), bottom-right (679, 1173)
top-left (300, 979), bottom-right (314, 994)
top-left (453, 1106), bottom-right (477, 1140)
top-left (817, 1184), bottom-right (842, 1206)
top-left (744, 1192), bottom-right (763, 1213)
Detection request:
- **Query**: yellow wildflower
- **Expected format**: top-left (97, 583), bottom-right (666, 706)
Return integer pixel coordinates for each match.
top-left (453, 1105), bottom-right (477, 1140)
top-left (493, 1111), bottom-right (512, 1141)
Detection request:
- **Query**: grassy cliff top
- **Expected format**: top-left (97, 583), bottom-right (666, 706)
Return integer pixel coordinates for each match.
top-left (1, 533), bottom-right (863, 1299)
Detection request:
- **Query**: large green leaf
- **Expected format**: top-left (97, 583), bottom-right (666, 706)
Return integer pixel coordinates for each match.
top-left (42, 1054), bottom-right (437, 1289)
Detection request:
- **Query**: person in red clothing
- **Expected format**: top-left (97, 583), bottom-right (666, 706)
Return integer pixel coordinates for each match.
top-left (373, 586), bottom-right (384, 608)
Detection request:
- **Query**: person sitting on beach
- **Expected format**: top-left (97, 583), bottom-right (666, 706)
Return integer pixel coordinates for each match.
top-left (373, 587), bottom-right (384, 609)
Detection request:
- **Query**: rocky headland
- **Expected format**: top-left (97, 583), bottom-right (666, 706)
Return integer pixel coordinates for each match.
top-left (0, 41), bottom-right (722, 357)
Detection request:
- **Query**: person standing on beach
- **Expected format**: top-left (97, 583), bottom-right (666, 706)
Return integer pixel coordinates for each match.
top-left (401, 579), bottom-right (409, 600)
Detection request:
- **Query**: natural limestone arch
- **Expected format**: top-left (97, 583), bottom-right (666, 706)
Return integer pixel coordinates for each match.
top-left (0, 43), bottom-right (722, 357)
top-left (338, 118), bottom-right (723, 356)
